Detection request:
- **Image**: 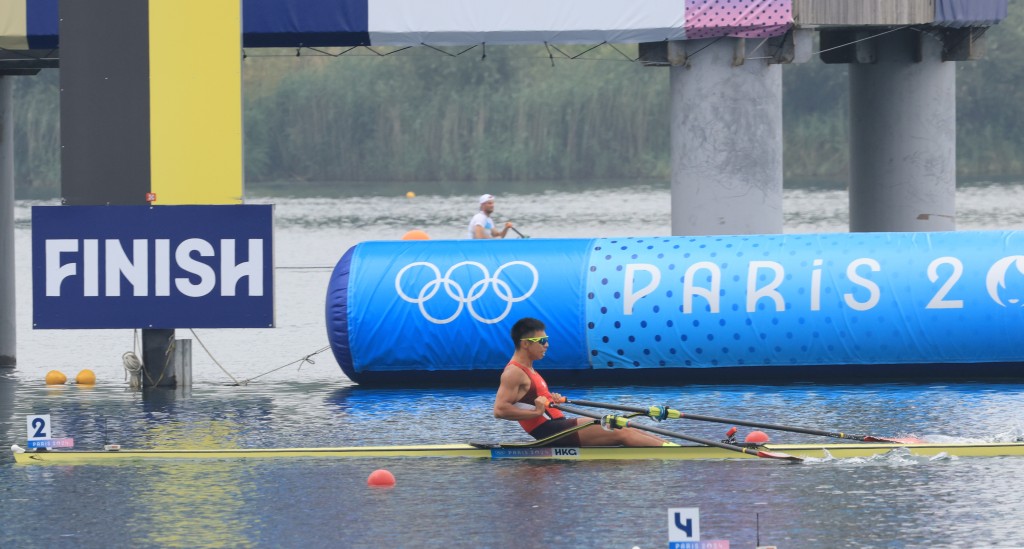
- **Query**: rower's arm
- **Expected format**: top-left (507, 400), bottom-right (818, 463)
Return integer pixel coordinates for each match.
top-left (473, 224), bottom-right (490, 239)
top-left (493, 367), bottom-right (546, 420)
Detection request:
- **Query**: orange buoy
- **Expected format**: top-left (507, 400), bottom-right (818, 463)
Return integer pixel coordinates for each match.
top-left (45, 370), bottom-right (67, 385)
top-left (367, 469), bottom-right (396, 487)
top-left (405, 191), bottom-right (416, 198)
top-left (744, 430), bottom-right (770, 444)
top-left (76, 369), bottom-right (97, 385)
top-left (401, 229), bottom-right (429, 240)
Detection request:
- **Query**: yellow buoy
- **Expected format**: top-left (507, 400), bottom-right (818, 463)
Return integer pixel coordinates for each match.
top-left (76, 369), bottom-right (97, 385)
top-left (402, 229), bottom-right (430, 240)
top-left (405, 191), bottom-right (416, 199)
top-left (45, 370), bottom-right (67, 385)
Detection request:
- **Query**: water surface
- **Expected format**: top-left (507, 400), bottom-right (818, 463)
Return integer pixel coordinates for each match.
top-left (4, 182), bottom-right (1024, 547)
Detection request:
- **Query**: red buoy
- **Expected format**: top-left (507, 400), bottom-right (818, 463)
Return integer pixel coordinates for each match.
top-left (744, 430), bottom-right (770, 444)
top-left (367, 469), bottom-right (396, 487)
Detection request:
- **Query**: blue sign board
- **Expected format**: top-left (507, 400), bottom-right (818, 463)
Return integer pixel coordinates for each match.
top-left (32, 205), bottom-right (274, 329)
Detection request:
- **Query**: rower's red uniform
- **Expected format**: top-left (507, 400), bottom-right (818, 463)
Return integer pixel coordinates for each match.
top-left (508, 360), bottom-right (565, 434)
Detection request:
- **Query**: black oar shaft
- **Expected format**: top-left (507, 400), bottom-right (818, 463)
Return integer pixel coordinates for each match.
top-left (553, 403), bottom-right (800, 461)
top-left (567, 398), bottom-right (869, 442)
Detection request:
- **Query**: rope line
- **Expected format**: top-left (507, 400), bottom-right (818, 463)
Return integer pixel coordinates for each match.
top-left (237, 25), bottom-right (928, 64)
top-left (242, 345), bottom-right (332, 384)
top-left (189, 328), bottom-right (243, 386)
top-left (2, 29), bottom-right (928, 64)
top-left (814, 25), bottom-right (911, 56)
top-left (123, 329), bottom-right (330, 388)
top-left (121, 329), bottom-right (174, 388)
top-left (121, 329), bottom-right (147, 390)
top-left (122, 347), bottom-right (143, 391)
top-left (189, 328), bottom-right (331, 386)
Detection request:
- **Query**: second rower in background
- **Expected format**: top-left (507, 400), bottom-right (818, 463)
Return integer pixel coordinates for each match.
top-left (468, 193), bottom-right (514, 239)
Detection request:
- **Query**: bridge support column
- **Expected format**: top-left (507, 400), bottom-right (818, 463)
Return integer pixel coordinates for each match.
top-left (142, 330), bottom-right (191, 389)
top-left (668, 38), bottom-right (784, 236)
top-left (0, 76), bottom-right (15, 367)
top-left (847, 29), bottom-right (956, 232)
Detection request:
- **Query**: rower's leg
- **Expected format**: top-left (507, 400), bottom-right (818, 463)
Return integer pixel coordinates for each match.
top-left (572, 419), bottom-right (667, 447)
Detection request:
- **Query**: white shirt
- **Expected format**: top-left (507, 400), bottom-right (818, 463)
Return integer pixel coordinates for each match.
top-left (468, 211), bottom-right (494, 239)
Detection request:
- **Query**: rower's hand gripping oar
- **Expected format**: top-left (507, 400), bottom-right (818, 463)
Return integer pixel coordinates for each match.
top-left (563, 398), bottom-right (923, 444)
top-left (550, 402), bottom-right (803, 462)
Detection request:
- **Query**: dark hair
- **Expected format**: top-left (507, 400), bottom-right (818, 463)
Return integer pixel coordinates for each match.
top-left (511, 317), bottom-right (545, 348)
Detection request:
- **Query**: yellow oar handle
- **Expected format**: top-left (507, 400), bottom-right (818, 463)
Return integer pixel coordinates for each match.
top-left (646, 406), bottom-right (681, 420)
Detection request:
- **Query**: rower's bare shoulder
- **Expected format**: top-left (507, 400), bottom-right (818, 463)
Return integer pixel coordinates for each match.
top-left (499, 364), bottom-right (529, 386)
top-left (498, 363), bottom-right (522, 379)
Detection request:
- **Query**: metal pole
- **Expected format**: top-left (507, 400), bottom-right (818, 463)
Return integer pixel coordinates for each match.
top-left (0, 76), bottom-right (16, 367)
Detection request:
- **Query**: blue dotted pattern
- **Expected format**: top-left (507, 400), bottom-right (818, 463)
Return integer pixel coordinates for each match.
top-left (584, 232), bottom-right (1024, 370)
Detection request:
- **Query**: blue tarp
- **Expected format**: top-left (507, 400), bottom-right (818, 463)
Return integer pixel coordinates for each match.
top-left (935, 0), bottom-right (1008, 28)
top-left (243, 0), bottom-right (370, 47)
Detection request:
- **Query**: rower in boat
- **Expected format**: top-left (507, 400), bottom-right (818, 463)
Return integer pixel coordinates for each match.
top-left (493, 317), bottom-right (671, 447)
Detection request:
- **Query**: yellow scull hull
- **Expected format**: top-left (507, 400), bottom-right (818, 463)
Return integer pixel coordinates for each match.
top-left (12, 441), bottom-right (1024, 464)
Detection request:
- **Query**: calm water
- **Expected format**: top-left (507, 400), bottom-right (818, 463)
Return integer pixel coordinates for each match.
top-left (4, 182), bottom-right (1024, 548)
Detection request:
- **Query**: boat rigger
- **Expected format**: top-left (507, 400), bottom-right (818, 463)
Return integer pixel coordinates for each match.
top-left (12, 441), bottom-right (1024, 465)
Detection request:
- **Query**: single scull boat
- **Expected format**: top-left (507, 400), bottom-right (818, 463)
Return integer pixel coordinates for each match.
top-left (12, 440), bottom-right (1024, 464)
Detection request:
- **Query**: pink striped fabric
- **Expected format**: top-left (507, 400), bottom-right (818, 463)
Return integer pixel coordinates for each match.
top-left (686, 0), bottom-right (792, 39)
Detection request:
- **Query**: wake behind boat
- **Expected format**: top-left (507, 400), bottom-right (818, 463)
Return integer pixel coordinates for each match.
top-left (12, 440), bottom-right (1024, 465)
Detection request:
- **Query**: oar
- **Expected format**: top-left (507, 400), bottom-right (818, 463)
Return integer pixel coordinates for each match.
top-left (551, 403), bottom-right (803, 462)
top-left (476, 413), bottom-right (645, 449)
top-left (562, 398), bottom-right (923, 444)
top-left (509, 226), bottom-right (530, 239)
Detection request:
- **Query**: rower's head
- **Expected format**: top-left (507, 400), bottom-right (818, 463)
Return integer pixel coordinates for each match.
top-left (479, 193), bottom-right (496, 215)
top-left (512, 317), bottom-right (548, 352)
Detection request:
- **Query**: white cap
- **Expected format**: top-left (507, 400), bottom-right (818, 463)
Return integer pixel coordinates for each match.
top-left (479, 194), bottom-right (495, 204)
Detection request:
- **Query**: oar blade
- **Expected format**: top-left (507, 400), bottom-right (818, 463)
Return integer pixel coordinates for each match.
top-left (756, 449), bottom-right (804, 462)
top-left (862, 435), bottom-right (926, 444)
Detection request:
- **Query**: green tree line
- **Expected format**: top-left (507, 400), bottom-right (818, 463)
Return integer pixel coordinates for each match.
top-left (10, 3), bottom-right (1024, 197)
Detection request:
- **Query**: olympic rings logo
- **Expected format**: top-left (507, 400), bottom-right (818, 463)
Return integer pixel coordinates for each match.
top-left (394, 260), bottom-right (539, 324)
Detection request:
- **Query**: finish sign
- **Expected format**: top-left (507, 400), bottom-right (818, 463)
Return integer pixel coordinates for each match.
top-left (26, 414), bottom-right (74, 449)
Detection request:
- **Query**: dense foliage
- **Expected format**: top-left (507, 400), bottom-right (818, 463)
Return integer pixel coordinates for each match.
top-left (10, 2), bottom-right (1024, 196)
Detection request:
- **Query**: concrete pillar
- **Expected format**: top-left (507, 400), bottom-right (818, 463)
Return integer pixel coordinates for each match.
top-left (849, 29), bottom-right (956, 232)
top-left (669, 38), bottom-right (784, 236)
top-left (0, 76), bottom-right (15, 367)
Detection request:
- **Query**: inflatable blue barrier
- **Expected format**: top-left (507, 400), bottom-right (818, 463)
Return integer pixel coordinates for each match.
top-left (326, 232), bottom-right (1024, 385)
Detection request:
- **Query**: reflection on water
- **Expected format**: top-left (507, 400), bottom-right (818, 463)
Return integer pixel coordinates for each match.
top-left (5, 369), bottom-right (1024, 546)
top-left (126, 462), bottom-right (253, 548)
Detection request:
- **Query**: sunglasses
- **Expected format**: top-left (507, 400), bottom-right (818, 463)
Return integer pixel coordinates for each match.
top-left (521, 336), bottom-right (549, 345)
